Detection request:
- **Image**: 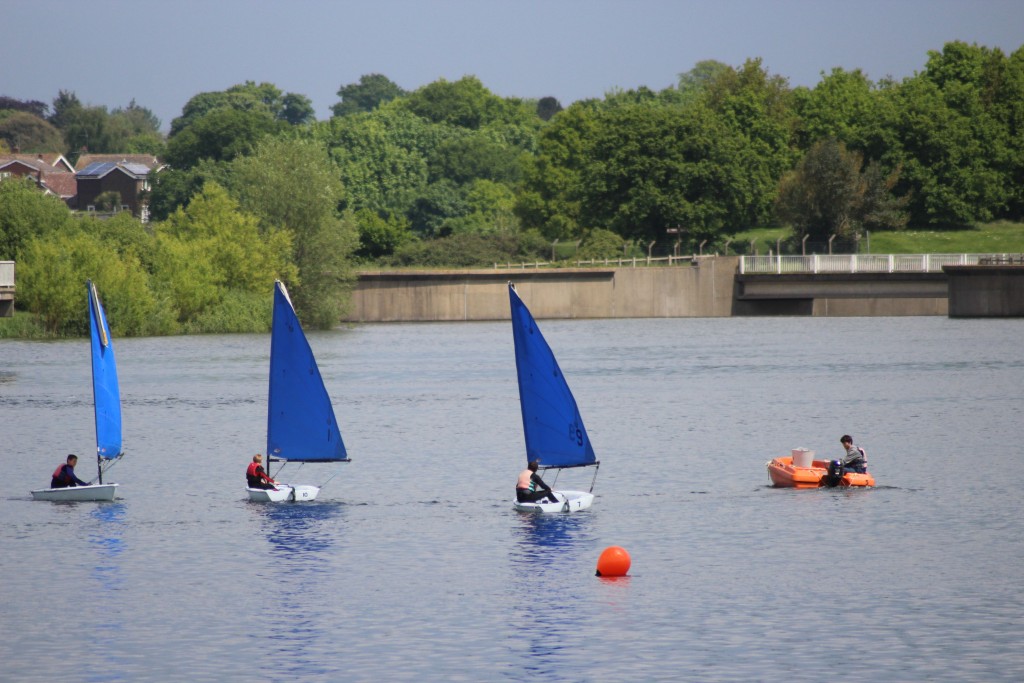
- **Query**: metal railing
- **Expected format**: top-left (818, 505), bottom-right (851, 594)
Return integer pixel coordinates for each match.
top-left (738, 254), bottom-right (1019, 275)
top-left (0, 261), bottom-right (14, 287)
top-left (495, 255), bottom-right (695, 269)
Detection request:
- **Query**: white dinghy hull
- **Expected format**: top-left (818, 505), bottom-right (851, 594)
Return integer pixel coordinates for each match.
top-left (246, 484), bottom-right (320, 503)
top-left (31, 483), bottom-right (119, 502)
top-left (513, 490), bottom-right (594, 513)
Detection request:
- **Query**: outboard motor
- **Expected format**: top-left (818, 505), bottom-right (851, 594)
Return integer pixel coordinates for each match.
top-left (823, 460), bottom-right (845, 487)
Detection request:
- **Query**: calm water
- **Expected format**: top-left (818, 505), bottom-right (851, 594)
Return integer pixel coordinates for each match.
top-left (2, 316), bottom-right (1023, 682)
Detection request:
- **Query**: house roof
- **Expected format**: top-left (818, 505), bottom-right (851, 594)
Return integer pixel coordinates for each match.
top-left (0, 160), bottom-right (77, 200)
top-left (0, 153), bottom-right (74, 172)
top-left (75, 154), bottom-right (162, 171)
top-left (77, 161), bottom-right (151, 179)
top-left (40, 171), bottom-right (77, 199)
top-left (0, 159), bottom-right (43, 174)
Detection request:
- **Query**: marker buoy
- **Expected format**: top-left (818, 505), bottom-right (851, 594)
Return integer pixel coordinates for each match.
top-left (595, 546), bottom-right (631, 577)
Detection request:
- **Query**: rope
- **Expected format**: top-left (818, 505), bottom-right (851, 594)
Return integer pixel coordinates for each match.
top-left (318, 464), bottom-right (348, 488)
top-left (90, 454), bottom-right (124, 484)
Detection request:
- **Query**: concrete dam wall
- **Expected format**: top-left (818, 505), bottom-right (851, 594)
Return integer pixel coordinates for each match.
top-left (345, 256), bottom-right (952, 322)
top-left (347, 258), bottom-right (740, 322)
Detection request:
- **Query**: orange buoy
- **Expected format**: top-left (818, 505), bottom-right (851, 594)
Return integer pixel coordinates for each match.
top-left (595, 546), bottom-right (631, 577)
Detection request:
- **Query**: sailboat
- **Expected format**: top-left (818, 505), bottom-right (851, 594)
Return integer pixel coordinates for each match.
top-left (247, 281), bottom-right (349, 502)
top-left (32, 281), bottom-right (122, 501)
top-left (509, 283), bottom-right (599, 512)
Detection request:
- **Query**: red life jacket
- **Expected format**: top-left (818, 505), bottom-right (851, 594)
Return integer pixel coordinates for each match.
top-left (246, 462), bottom-right (260, 479)
top-left (53, 464), bottom-right (66, 479)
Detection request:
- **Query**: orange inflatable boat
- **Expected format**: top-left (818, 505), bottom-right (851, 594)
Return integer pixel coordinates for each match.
top-left (766, 455), bottom-right (875, 488)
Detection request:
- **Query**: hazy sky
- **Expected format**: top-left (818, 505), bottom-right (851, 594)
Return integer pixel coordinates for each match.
top-left (4, 0), bottom-right (1022, 131)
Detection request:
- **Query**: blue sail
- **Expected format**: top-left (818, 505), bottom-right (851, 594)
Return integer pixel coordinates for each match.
top-left (509, 284), bottom-right (596, 469)
top-left (87, 281), bottom-right (122, 460)
top-left (267, 281), bottom-right (347, 462)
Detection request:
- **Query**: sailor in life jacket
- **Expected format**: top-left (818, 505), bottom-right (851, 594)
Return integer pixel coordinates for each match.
top-left (51, 454), bottom-right (90, 488)
top-left (246, 454), bottom-right (278, 490)
top-left (516, 460), bottom-right (559, 504)
top-left (839, 435), bottom-right (868, 473)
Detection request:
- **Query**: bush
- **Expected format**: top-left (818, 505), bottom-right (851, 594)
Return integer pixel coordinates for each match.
top-left (385, 231), bottom-right (547, 267)
top-left (180, 288), bottom-right (271, 334)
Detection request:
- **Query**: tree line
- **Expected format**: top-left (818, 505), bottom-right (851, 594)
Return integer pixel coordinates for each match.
top-left (1, 41), bottom-right (1022, 336)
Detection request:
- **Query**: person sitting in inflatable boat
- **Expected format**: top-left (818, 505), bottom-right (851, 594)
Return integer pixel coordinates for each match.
top-left (839, 434), bottom-right (867, 473)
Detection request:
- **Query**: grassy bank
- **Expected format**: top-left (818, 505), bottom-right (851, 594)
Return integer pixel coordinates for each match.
top-left (733, 221), bottom-right (1024, 255)
top-left (0, 311), bottom-right (51, 339)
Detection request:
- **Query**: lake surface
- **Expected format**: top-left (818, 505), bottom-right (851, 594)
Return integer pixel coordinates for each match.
top-left (2, 316), bottom-right (1023, 682)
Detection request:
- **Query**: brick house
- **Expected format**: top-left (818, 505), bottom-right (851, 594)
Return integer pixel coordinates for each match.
top-left (0, 153), bottom-right (77, 206)
top-left (75, 160), bottom-right (156, 222)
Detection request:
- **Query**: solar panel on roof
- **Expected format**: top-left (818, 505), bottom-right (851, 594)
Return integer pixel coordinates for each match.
top-left (78, 161), bottom-right (118, 176)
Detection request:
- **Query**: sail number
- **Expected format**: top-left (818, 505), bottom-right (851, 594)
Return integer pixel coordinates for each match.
top-left (569, 425), bottom-right (583, 446)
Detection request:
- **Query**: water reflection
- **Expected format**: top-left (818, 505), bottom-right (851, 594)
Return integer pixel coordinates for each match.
top-left (511, 512), bottom-right (592, 554)
top-left (507, 512), bottom-right (595, 678)
top-left (251, 502), bottom-right (346, 675)
top-left (88, 502), bottom-right (127, 573)
top-left (256, 501), bottom-right (345, 557)
top-left (87, 502), bottom-right (127, 643)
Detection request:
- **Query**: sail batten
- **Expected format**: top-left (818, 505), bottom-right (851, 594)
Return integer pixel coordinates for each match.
top-left (87, 281), bottom-right (122, 460)
top-left (509, 284), bottom-right (596, 469)
top-left (267, 281), bottom-right (347, 463)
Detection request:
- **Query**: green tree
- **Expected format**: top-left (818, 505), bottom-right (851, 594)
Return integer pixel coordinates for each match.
top-left (0, 96), bottom-right (48, 118)
top-left (578, 103), bottom-right (765, 246)
top-left (578, 227), bottom-right (626, 260)
top-left (867, 42), bottom-right (1014, 227)
top-left (18, 230), bottom-right (159, 336)
top-left (146, 159), bottom-right (233, 222)
top-left (674, 60), bottom-right (731, 105)
top-left (441, 179), bottom-right (519, 236)
top-left (149, 229), bottom-right (220, 325)
top-left (1001, 46), bottom-right (1024, 218)
top-left (231, 137), bottom-right (356, 328)
top-left (148, 182), bottom-right (294, 330)
top-left (792, 68), bottom-right (880, 150)
top-left (314, 107), bottom-right (431, 215)
top-left (407, 179), bottom-right (470, 236)
top-left (353, 208), bottom-right (411, 258)
top-left (515, 102), bottom-right (600, 240)
top-left (332, 74), bottom-right (406, 117)
top-left (280, 93), bottom-right (316, 125)
top-left (60, 105), bottom-right (117, 155)
top-left (776, 138), bottom-right (908, 249)
top-left (387, 231), bottom-right (545, 268)
top-left (402, 76), bottom-right (521, 129)
top-left (536, 96), bottom-right (563, 121)
top-left (0, 111), bottom-right (65, 152)
top-left (48, 90), bottom-right (82, 131)
top-left (170, 81), bottom-right (313, 135)
top-left (165, 108), bottom-right (280, 168)
top-left (0, 177), bottom-right (74, 259)
top-left (427, 131), bottom-right (523, 184)
top-left (699, 58), bottom-right (799, 226)
top-left (108, 99), bottom-right (165, 155)
top-left (161, 182), bottom-right (295, 293)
